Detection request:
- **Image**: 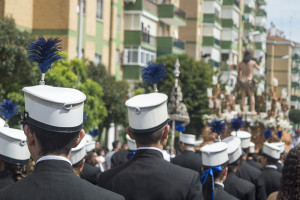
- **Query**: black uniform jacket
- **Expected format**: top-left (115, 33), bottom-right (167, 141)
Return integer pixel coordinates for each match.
top-left (0, 171), bottom-right (13, 190)
top-left (224, 170), bottom-right (256, 200)
top-left (261, 166), bottom-right (282, 197)
top-left (171, 150), bottom-right (202, 174)
top-left (276, 162), bottom-right (283, 173)
top-left (111, 150), bottom-right (130, 168)
top-left (247, 159), bottom-right (263, 170)
top-left (214, 184), bottom-right (239, 200)
top-left (0, 160), bottom-right (124, 200)
top-left (236, 161), bottom-right (267, 200)
top-left (81, 162), bottom-right (101, 184)
top-left (98, 149), bottom-right (203, 200)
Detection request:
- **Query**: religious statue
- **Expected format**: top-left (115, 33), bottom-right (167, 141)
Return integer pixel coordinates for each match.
top-left (233, 50), bottom-right (264, 114)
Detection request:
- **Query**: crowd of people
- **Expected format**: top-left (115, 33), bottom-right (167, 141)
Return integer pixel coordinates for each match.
top-left (1, 36), bottom-right (300, 200)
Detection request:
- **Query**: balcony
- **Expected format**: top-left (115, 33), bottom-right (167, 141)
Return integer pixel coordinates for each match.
top-left (156, 37), bottom-right (185, 57)
top-left (244, 5), bottom-right (254, 14)
top-left (222, 19), bottom-right (239, 30)
top-left (158, 4), bottom-right (186, 26)
top-left (244, 22), bottom-right (255, 31)
top-left (124, 0), bottom-right (157, 15)
top-left (124, 30), bottom-right (156, 51)
top-left (203, 36), bottom-right (221, 49)
top-left (255, 42), bottom-right (266, 51)
top-left (223, 0), bottom-right (240, 9)
top-left (256, 26), bottom-right (267, 33)
top-left (256, 0), bottom-right (267, 5)
top-left (221, 41), bottom-right (238, 52)
top-left (256, 8), bottom-right (267, 17)
top-left (203, 14), bottom-right (222, 26)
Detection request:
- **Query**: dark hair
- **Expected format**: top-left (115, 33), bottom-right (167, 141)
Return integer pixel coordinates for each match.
top-left (112, 140), bottom-right (120, 149)
top-left (29, 124), bottom-right (79, 156)
top-left (277, 146), bottom-right (300, 200)
top-left (3, 161), bottom-right (27, 181)
top-left (243, 50), bottom-right (252, 63)
top-left (228, 156), bottom-right (243, 171)
top-left (132, 126), bottom-right (165, 146)
top-left (263, 154), bottom-right (278, 165)
top-left (202, 163), bottom-right (227, 200)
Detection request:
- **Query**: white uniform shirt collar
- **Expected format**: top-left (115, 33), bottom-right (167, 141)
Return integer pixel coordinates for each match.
top-left (185, 148), bottom-right (195, 152)
top-left (265, 165), bottom-right (277, 170)
top-left (37, 155), bottom-right (72, 166)
top-left (278, 160), bottom-right (283, 165)
top-left (137, 147), bottom-right (163, 155)
top-left (215, 182), bottom-right (224, 188)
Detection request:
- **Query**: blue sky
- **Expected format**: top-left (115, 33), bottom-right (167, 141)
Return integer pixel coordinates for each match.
top-left (266, 0), bottom-right (300, 42)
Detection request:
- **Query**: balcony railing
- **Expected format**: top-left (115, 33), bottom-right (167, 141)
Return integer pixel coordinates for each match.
top-left (173, 39), bottom-right (185, 50)
top-left (203, 14), bottom-right (222, 26)
top-left (174, 7), bottom-right (186, 20)
top-left (124, 0), bottom-right (157, 15)
top-left (124, 30), bottom-right (156, 48)
top-left (256, 8), bottom-right (267, 17)
top-left (223, 0), bottom-right (240, 8)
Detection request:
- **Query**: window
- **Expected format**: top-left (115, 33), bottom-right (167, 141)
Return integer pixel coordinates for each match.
top-left (96, 0), bottom-right (103, 20)
top-left (94, 53), bottom-right (102, 66)
top-left (115, 50), bottom-right (120, 64)
top-left (117, 14), bottom-right (121, 30)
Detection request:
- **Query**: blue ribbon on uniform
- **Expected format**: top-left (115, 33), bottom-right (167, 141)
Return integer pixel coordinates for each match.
top-left (127, 151), bottom-right (136, 159)
top-left (200, 166), bottom-right (222, 200)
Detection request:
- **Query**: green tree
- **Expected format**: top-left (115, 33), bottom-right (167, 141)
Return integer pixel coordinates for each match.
top-left (45, 58), bottom-right (107, 132)
top-left (289, 109), bottom-right (300, 125)
top-left (137, 54), bottom-right (212, 136)
top-left (0, 18), bottom-right (39, 127)
top-left (87, 62), bottom-right (129, 144)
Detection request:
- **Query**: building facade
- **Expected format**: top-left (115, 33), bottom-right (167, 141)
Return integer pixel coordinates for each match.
top-left (122, 0), bottom-right (186, 80)
top-left (0, 0), bottom-right (124, 80)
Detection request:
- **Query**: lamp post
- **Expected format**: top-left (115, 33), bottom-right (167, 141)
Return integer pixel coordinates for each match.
top-left (171, 59), bottom-right (180, 155)
top-left (168, 58), bottom-right (190, 155)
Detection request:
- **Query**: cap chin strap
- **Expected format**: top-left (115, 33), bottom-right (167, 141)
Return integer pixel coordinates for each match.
top-left (200, 166), bottom-right (222, 200)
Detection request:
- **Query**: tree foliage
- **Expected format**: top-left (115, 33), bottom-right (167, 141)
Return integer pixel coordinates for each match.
top-left (289, 109), bottom-right (300, 124)
top-left (45, 57), bottom-right (107, 132)
top-left (137, 54), bottom-right (212, 136)
top-left (87, 62), bottom-right (129, 139)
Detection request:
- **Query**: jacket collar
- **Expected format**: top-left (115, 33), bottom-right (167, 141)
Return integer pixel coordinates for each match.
top-left (133, 149), bottom-right (164, 159)
top-left (33, 160), bottom-right (75, 174)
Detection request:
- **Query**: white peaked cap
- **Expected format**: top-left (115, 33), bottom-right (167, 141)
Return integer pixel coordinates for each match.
top-left (231, 131), bottom-right (251, 149)
top-left (222, 136), bottom-right (242, 164)
top-left (262, 142), bottom-right (281, 159)
top-left (201, 142), bottom-right (229, 167)
top-left (0, 118), bottom-right (5, 127)
top-left (125, 93), bottom-right (169, 133)
top-left (249, 142), bottom-right (255, 153)
top-left (85, 134), bottom-right (96, 153)
top-left (70, 135), bottom-right (87, 165)
top-left (272, 142), bottom-right (285, 154)
top-left (179, 134), bottom-right (196, 146)
top-left (22, 85), bottom-right (86, 133)
top-left (0, 127), bottom-right (30, 165)
top-left (126, 134), bottom-right (137, 151)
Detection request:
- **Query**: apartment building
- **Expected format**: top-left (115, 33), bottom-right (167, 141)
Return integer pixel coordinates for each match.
top-left (122, 0), bottom-right (186, 80)
top-left (266, 36), bottom-right (293, 101)
top-left (0, 0), bottom-right (124, 80)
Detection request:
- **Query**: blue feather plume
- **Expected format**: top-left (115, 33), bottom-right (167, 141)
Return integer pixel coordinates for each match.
top-left (230, 117), bottom-right (244, 132)
top-left (277, 131), bottom-right (282, 140)
top-left (28, 35), bottom-right (64, 73)
top-left (142, 63), bottom-right (166, 84)
top-left (89, 129), bottom-right (99, 137)
top-left (209, 119), bottom-right (226, 135)
top-left (0, 99), bottom-right (19, 120)
top-left (264, 129), bottom-right (272, 139)
top-left (176, 125), bottom-right (185, 132)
